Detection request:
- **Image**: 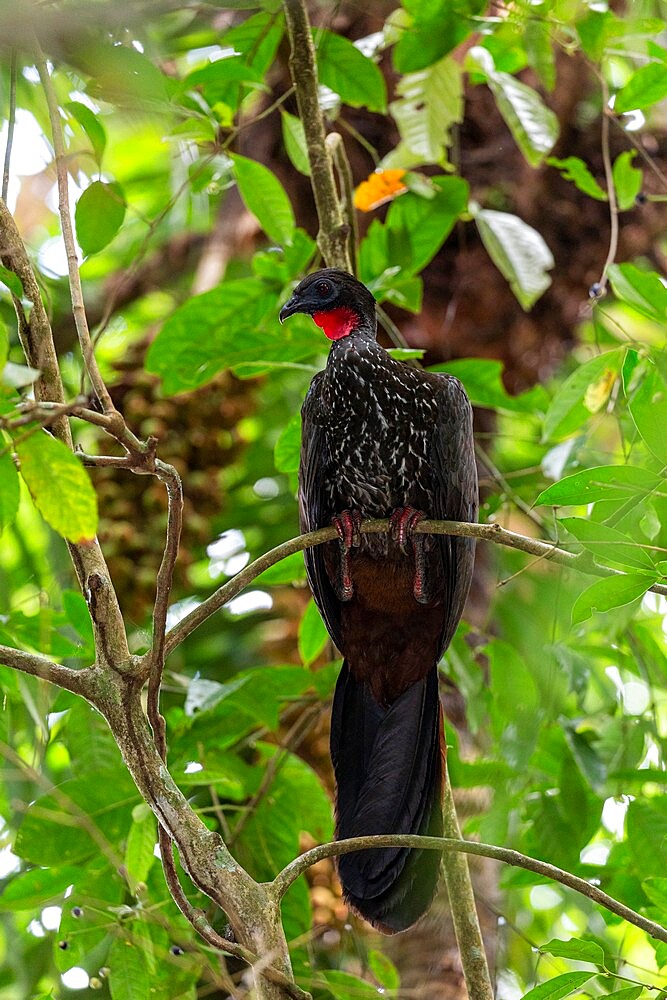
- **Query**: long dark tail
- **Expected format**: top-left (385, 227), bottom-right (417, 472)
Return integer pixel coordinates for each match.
top-left (330, 661), bottom-right (444, 934)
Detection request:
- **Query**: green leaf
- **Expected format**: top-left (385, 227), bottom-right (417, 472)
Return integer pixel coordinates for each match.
top-left (124, 806), bottom-right (157, 886)
top-left (613, 151), bottom-right (642, 211)
top-left (146, 278), bottom-right (279, 394)
top-left (547, 156), bottom-right (607, 201)
top-left (468, 46), bottom-right (559, 166)
top-left (472, 206), bottom-right (554, 310)
top-left (255, 550), bottom-right (307, 585)
top-left (602, 989), bottom-right (643, 1000)
top-left (431, 358), bottom-right (548, 414)
top-left (542, 348), bottom-right (625, 441)
top-left (0, 264), bottom-right (24, 298)
top-left (519, 972), bottom-right (597, 1000)
top-left (642, 877), bottom-right (667, 913)
top-left (368, 949), bottom-right (401, 990)
top-left (316, 969), bottom-right (382, 1000)
top-left (359, 176), bottom-right (469, 283)
top-left (15, 776), bottom-right (136, 866)
top-left (392, 0), bottom-right (483, 74)
top-left (280, 110), bottom-right (310, 176)
top-left (627, 359), bottom-right (667, 464)
top-left (109, 936), bottom-right (152, 1000)
top-left (608, 263), bottom-right (667, 322)
top-left (0, 865), bottom-right (83, 911)
top-left (615, 62), bottom-right (667, 114)
top-left (65, 100), bottom-right (107, 166)
top-left (298, 598), bottom-right (328, 666)
top-left (0, 443), bottom-right (20, 533)
top-left (525, 16), bottom-right (556, 91)
top-left (386, 347), bottom-right (426, 361)
top-left (316, 30), bottom-right (387, 113)
top-left (80, 40), bottom-right (170, 110)
top-left (75, 180), bottom-right (126, 256)
top-left (16, 431), bottom-right (98, 543)
top-left (540, 938), bottom-right (606, 967)
top-left (274, 411), bottom-right (302, 475)
top-left (559, 517), bottom-right (656, 573)
top-left (535, 466), bottom-right (663, 506)
top-left (182, 59), bottom-right (267, 104)
top-left (231, 154), bottom-right (295, 245)
top-left (386, 55), bottom-right (463, 166)
top-left (571, 574), bottom-right (653, 625)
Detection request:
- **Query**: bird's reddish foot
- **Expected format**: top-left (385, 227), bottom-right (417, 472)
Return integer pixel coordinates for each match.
top-left (332, 509), bottom-right (362, 601)
top-left (390, 507), bottom-right (431, 604)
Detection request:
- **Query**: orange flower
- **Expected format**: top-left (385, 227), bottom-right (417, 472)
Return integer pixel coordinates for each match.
top-left (353, 168), bottom-right (408, 212)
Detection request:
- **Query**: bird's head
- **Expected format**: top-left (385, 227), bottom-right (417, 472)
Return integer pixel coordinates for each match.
top-left (279, 268), bottom-right (376, 341)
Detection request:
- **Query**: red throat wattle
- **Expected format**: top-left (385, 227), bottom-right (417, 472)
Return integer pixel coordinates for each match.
top-left (312, 307), bottom-right (358, 341)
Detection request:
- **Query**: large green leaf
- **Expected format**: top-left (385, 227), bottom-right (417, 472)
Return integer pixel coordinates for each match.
top-left (519, 972), bottom-right (598, 1000)
top-left (124, 805), bottom-right (157, 886)
top-left (316, 30), bottom-right (387, 112)
top-left (468, 46), bottom-right (559, 166)
top-left (615, 62), bottom-right (667, 113)
top-left (0, 865), bottom-right (83, 912)
top-left (15, 776), bottom-right (136, 866)
top-left (298, 598), bottom-right (328, 666)
top-left (146, 278), bottom-right (283, 393)
top-left (109, 936), bottom-right (152, 1000)
top-left (386, 55), bottom-right (463, 166)
top-left (626, 359), bottom-right (667, 464)
top-left (231, 154), bottom-right (295, 245)
top-left (16, 430), bottom-right (98, 543)
top-left (75, 180), bottom-right (126, 256)
top-left (472, 206), bottom-right (554, 310)
top-left (359, 176), bottom-right (468, 282)
top-left (608, 263), bottom-right (667, 322)
top-left (571, 574), bottom-right (653, 625)
top-left (536, 465), bottom-right (663, 506)
top-left (559, 516), bottom-right (656, 573)
top-left (542, 348), bottom-right (625, 441)
top-left (430, 358), bottom-right (548, 414)
top-left (540, 938), bottom-right (606, 967)
top-left (392, 0), bottom-right (484, 74)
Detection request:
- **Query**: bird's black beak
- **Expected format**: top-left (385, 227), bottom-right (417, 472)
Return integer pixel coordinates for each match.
top-left (279, 294), bottom-right (304, 324)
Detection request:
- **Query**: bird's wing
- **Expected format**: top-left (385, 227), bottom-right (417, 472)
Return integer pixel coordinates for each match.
top-left (299, 372), bottom-right (343, 648)
top-left (430, 374), bottom-right (478, 654)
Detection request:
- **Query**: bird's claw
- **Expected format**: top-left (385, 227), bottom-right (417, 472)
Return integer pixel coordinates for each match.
top-left (332, 510), bottom-right (362, 601)
top-left (390, 506), bottom-right (424, 549)
top-left (390, 507), bottom-right (430, 603)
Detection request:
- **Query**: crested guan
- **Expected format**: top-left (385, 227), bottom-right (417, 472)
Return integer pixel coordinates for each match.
top-left (279, 268), bottom-right (478, 933)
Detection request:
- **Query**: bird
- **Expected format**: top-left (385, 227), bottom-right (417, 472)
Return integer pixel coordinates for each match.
top-left (279, 268), bottom-right (478, 933)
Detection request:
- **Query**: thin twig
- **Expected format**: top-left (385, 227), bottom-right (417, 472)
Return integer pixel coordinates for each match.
top-left (163, 518), bottom-right (667, 656)
top-left (596, 82), bottom-right (620, 295)
top-left (270, 833), bottom-right (667, 944)
top-left (33, 45), bottom-right (114, 412)
top-left (325, 132), bottom-right (358, 275)
top-left (2, 50), bottom-right (17, 202)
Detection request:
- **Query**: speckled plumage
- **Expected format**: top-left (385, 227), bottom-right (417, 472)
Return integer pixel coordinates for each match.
top-left (280, 269), bottom-right (478, 933)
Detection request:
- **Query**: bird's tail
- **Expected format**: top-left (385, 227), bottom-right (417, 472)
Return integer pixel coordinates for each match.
top-left (330, 661), bottom-right (444, 934)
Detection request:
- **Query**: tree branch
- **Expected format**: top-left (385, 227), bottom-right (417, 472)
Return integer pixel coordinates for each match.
top-left (164, 518), bottom-right (666, 655)
top-left (270, 833), bottom-right (667, 945)
top-left (0, 644), bottom-right (95, 698)
top-left (440, 763), bottom-right (493, 1000)
top-left (282, 0), bottom-right (351, 271)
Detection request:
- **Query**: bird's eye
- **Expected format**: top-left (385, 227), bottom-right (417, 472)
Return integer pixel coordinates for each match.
top-left (315, 280), bottom-right (332, 297)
